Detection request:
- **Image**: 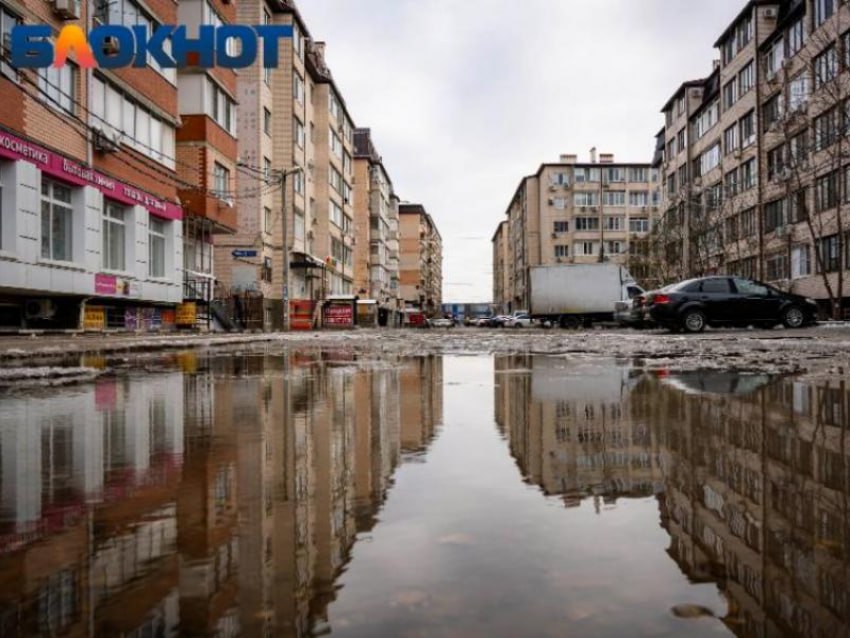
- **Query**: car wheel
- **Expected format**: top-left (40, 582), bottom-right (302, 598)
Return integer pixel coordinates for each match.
top-left (782, 306), bottom-right (805, 329)
top-left (681, 309), bottom-right (707, 334)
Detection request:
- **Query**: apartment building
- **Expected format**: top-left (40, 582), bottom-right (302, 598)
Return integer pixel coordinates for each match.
top-left (398, 203), bottom-right (443, 316)
top-left (214, 0), bottom-right (356, 330)
top-left (0, 0), bottom-right (187, 330)
top-left (655, 0), bottom-right (850, 318)
top-left (353, 127), bottom-right (402, 325)
top-left (493, 152), bottom-right (660, 313)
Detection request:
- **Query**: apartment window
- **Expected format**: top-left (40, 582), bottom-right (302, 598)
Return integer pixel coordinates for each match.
top-left (765, 253), bottom-right (789, 281)
top-left (741, 159), bottom-right (756, 190)
top-left (329, 200), bottom-right (344, 228)
top-left (574, 217), bottom-right (600, 231)
top-left (814, 108), bottom-right (838, 151)
top-left (293, 72), bottom-right (304, 104)
top-left (763, 94), bottom-right (783, 132)
top-left (738, 61), bottom-right (754, 96)
top-left (202, 1), bottom-right (235, 56)
top-left (629, 218), bottom-right (649, 233)
top-left (212, 163), bottom-right (230, 201)
top-left (700, 144), bottom-right (721, 175)
top-left (605, 167), bottom-right (625, 183)
top-left (294, 210), bottom-right (305, 241)
top-left (96, 0), bottom-right (175, 83)
top-left (629, 191), bottom-right (649, 207)
top-left (817, 234), bottom-right (840, 272)
top-left (787, 18), bottom-right (805, 57)
top-left (693, 100), bottom-right (719, 139)
top-left (815, 170), bottom-right (839, 212)
top-left (604, 217), bottom-right (624, 231)
top-left (204, 78), bottom-right (236, 135)
top-left (740, 208), bottom-right (757, 237)
top-left (330, 128), bottom-right (343, 159)
top-left (724, 169), bottom-right (739, 197)
top-left (789, 130), bottom-right (808, 165)
top-left (574, 192), bottom-right (600, 207)
top-left (791, 245), bottom-right (812, 278)
top-left (723, 80), bottom-right (737, 110)
top-left (814, 45), bottom-right (838, 89)
top-left (740, 110), bottom-right (756, 147)
top-left (704, 183), bottom-right (722, 211)
top-left (293, 117), bottom-right (305, 148)
top-left (629, 168), bottom-right (648, 182)
top-left (606, 241), bottom-right (624, 255)
top-left (576, 241), bottom-right (598, 257)
top-left (38, 63), bottom-right (77, 115)
top-left (667, 139), bottom-right (676, 159)
top-left (329, 92), bottom-right (342, 121)
top-left (814, 0), bottom-right (835, 28)
top-left (149, 218), bottom-right (166, 278)
top-left (725, 216), bottom-right (738, 242)
top-left (263, 108), bottom-right (271, 136)
top-left (789, 188), bottom-right (809, 222)
top-left (677, 95), bottom-right (686, 115)
top-left (293, 170), bottom-right (304, 196)
top-left (788, 72), bottom-right (810, 111)
top-left (263, 157), bottom-right (272, 183)
top-left (764, 199), bottom-right (788, 233)
top-left (553, 221), bottom-right (569, 233)
top-left (603, 191), bottom-right (625, 207)
top-left (102, 202), bottom-right (126, 271)
top-left (724, 124), bottom-right (739, 154)
top-left (41, 179), bottom-right (73, 262)
top-left (767, 145), bottom-right (786, 181)
top-left (551, 197), bottom-right (567, 210)
top-left (293, 25), bottom-right (303, 59)
top-left (329, 166), bottom-right (343, 193)
top-left (574, 168), bottom-right (600, 183)
top-left (554, 245), bottom-right (569, 258)
top-left (765, 37), bottom-right (784, 78)
top-left (549, 171), bottom-right (570, 186)
top-left (668, 172), bottom-right (677, 195)
top-left (0, 7), bottom-right (20, 80)
top-left (844, 31), bottom-right (850, 70)
top-left (264, 207), bottom-right (272, 234)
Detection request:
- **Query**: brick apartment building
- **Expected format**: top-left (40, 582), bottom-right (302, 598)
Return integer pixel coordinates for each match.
top-left (492, 152), bottom-right (661, 314)
top-left (654, 0), bottom-right (850, 318)
top-left (398, 203), bottom-right (442, 317)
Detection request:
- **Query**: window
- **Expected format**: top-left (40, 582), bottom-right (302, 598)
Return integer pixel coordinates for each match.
top-left (605, 241), bottom-right (624, 255)
top-left (740, 208), bottom-right (757, 237)
top-left (263, 108), bottom-right (271, 136)
top-left (814, 0), bottom-right (835, 28)
top-left (741, 159), bottom-right (756, 190)
top-left (765, 253), bottom-right (789, 281)
top-left (788, 73), bottom-right (810, 111)
top-left (815, 170), bottom-right (839, 212)
top-left (738, 61), bottom-right (754, 96)
top-left (693, 100), bottom-right (719, 139)
top-left (574, 192), bottom-right (599, 207)
top-left (740, 110), bottom-right (756, 147)
top-left (629, 168), bottom-right (648, 182)
top-left (814, 46), bottom-right (838, 88)
top-left (767, 145), bottom-right (786, 181)
top-left (293, 25), bottom-right (303, 59)
top-left (791, 245), bottom-right (812, 278)
top-left (764, 199), bottom-right (787, 233)
top-left (763, 94), bottom-right (783, 132)
top-left (725, 169), bottom-right (739, 197)
top-left (844, 31), bottom-right (850, 70)
top-left (787, 18), bottom-right (805, 57)
top-left (789, 188), bottom-right (808, 222)
top-left (330, 129), bottom-right (343, 159)
top-left (678, 95), bottom-right (686, 115)
top-left (1, 6), bottom-right (20, 81)
top-left (723, 80), bottom-right (738, 109)
top-left (677, 129), bottom-right (686, 153)
top-left (41, 179), bottom-right (73, 262)
top-left (205, 78), bottom-right (236, 135)
top-left (293, 170), bottom-right (304, 196)
top-left (700, 144), bottom-right (721, 175)
top-left (38, 63), bottom-right (77, 115)
top-left (202, 1), bottom-right (236, 57)
top-left (554, 245), bottom-right (569, 258)
top-left (702, 279), bottom-right (731, 293)
top-left (574, 217), bottom-right (600, 231)
top-left (724, 124), bottom-right (739, 154)
top-left (329, 200), bottom-right (344, 228)
top-left (604, 217), bottom-right (624, 231)
top-left (149, 218), bottom-right (166, 277)
top-left (629, 218), bottom-right (649, 233)
top-left (814, 108), bottom-right (838, 150)
top-left (329, 166), bottom-right (343, 193)
top-left (576, 241), bottom-right (599, 256)
top-left (765, 37), bottom-right (784, 79)
top-left (549, 171), bottom-right (570, 186)
top-left (605, 167), bottom-right (625, 183)
top-left (725, 216), bottom-right (738, 242)
top-left (263, 157), bottom-right (273, 184)
top-left (817, 234), bottom-right (839, 272)
top-left (264, 207), bottom-right (272, 234)
top-left (294, 210), bottom-right (305, 241)
top-left (97, 0), bottom-right (175, 83)
top-left (734, 279), bottom-right (769, 296)
top-left (102, 202), bottom-right (126, 271)
top-left (293, 118), bottom-right (305, 148)
top-left (551, 197), bottom-right (567, 210)
top-left (574, 168), bottom-right (600, 183)
top-left (704, 183), bottom-right (722, 211)
top-left (293, 72), bottom-right (304, 103)
top-left (212, 162), bottom-right (230, 202)
top-left (329, 92), bottom-right (342, 121)
top-left (629, 191), bottom-right (649, 207)
top-left (789, 130), bottom-right (808, 166)
top-left (603, 191), bottom-right (625, 207)
top-left (553, 221), bottom-right (569, 233)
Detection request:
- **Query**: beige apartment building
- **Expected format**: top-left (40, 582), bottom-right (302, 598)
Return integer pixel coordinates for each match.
top-left (353, 128), bottom-right (403, 325)
top-left (399, 204), bottom-right (443, 316)
top-left (492, 152), bottom-right (661, 313)
top-left (215, 0), bottom-right (357, 330)
top-left (654, 0), bottom-right (850, 318)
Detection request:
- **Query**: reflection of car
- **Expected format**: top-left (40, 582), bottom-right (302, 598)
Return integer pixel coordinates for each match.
top-left (430, 317), bottom-right (454, 328)
top-left (504, 313), bottom-right (533, 328)
top-left (645, 276), bottom-right (819, 333)
top-left (658, 370), bottom-right (776, 396)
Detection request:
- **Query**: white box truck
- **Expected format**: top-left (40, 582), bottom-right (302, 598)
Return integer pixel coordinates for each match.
top-left (529, 264), bottom-right (643, 328)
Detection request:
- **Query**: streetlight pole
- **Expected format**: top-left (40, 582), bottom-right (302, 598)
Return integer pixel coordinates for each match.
top-left (280, 166), bottom-right (303, 332)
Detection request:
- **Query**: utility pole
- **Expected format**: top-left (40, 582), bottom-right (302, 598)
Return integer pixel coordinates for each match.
top-left (280, 166), bottom-right (303, 332)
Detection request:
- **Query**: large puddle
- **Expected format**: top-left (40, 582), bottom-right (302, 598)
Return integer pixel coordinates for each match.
top-left (0, 350), bottom-right (847, 636)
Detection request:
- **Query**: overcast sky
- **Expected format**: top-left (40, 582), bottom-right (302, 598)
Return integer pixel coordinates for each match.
top-left (297, 0), bottom-right (744, 303)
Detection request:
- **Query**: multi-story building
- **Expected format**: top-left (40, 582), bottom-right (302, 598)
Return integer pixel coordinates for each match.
top-left (398, 203), bottom-right (442, 316)
top-left (215, 0), bottom-right (357, 330)
top-left (353, 128), bottom-right (402, 325)
top-left (493, 152), bottom-right (660, 312)
top-left (655, 0), bottom-right (850, 318)
top-left (0, 0), bottom-right (186, 330)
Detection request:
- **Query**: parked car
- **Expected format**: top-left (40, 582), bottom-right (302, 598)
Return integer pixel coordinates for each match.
top-left (645, 276), bottom-right (819, 333)
top-left (489, 315), bottom-right (511, 328)
top-left (504, 313), bottom-right (533, 328)
top-left (430, 317), bottom-right (454, 328)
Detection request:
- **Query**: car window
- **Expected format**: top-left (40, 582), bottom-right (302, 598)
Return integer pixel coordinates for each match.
top-left (669, 279), bottom-right (700, 292)
top-left (701, 278), bottom-right (731, 294)
top-left (734, 278), bottom-right (770, 296)
top-left (626, 286), bottom-right (643, 299)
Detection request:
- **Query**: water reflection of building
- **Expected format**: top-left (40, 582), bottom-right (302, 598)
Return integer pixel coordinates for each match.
top-left (0, 353), bottom-right (442, 636)
top-left (495, 355), bottom-right (663, 507)
top-left (642, 372), bottom-right (850, 638)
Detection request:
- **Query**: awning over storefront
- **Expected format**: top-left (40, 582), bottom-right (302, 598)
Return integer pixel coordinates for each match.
top-left (290, 252), bottom-right (325, 269)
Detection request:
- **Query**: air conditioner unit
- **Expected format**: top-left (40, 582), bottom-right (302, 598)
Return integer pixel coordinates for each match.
top-left (733, 148), bottom-right (742, 159)
top-left (548, 198), bottom-right (555, 205)
top-left (580, 206), bottom-right (587, 212)
top-left (92, 127), bottom-right (120, 153)
top-left (549, 185), bottom-right (557, 192)
top-left (53, 0), bottom-right (80, 19)
top-left (25, 299), bottom-right (57, 320)
top-left (551, 232), bottom-right (558, 238)
top-left (306, 230), bottom-right (314, 239)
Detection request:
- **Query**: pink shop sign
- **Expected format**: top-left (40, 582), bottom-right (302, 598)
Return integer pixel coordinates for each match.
top-left (95, 273), bottom-right (117, 295)
top-left (0, 128), bottom-right (181, 220)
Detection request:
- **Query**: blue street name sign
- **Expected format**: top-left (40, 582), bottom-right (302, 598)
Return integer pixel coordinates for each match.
top-left (232, 250), bottom-right (258, 258)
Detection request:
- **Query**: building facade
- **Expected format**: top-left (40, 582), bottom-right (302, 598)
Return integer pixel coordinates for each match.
top-left (492, 152), bottom-right (660, 313)
top-left (0, 0), bottom-right (187, 330)
top-left (654, 0), bottom-right (850, 318)
top-left (353, 128), bottom-right (402, 325)
top-left (398, 203), bottom-right (443, 316)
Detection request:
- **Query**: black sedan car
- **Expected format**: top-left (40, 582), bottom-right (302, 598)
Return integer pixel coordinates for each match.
top-left (645, 276), bottom-right (819, 333)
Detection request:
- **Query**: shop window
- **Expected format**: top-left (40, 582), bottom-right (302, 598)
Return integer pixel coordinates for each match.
top-left (41, 178), bottom-right (74, 262)
top-left (103, 201), bottom-right (127, 271)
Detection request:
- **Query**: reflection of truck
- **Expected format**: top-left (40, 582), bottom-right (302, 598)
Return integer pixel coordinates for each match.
top-left (529, 264), bottom-right (643, 328)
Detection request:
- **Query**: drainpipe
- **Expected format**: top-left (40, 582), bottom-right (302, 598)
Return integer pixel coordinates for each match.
top-left (754, 9), bottom-right (766, 280)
